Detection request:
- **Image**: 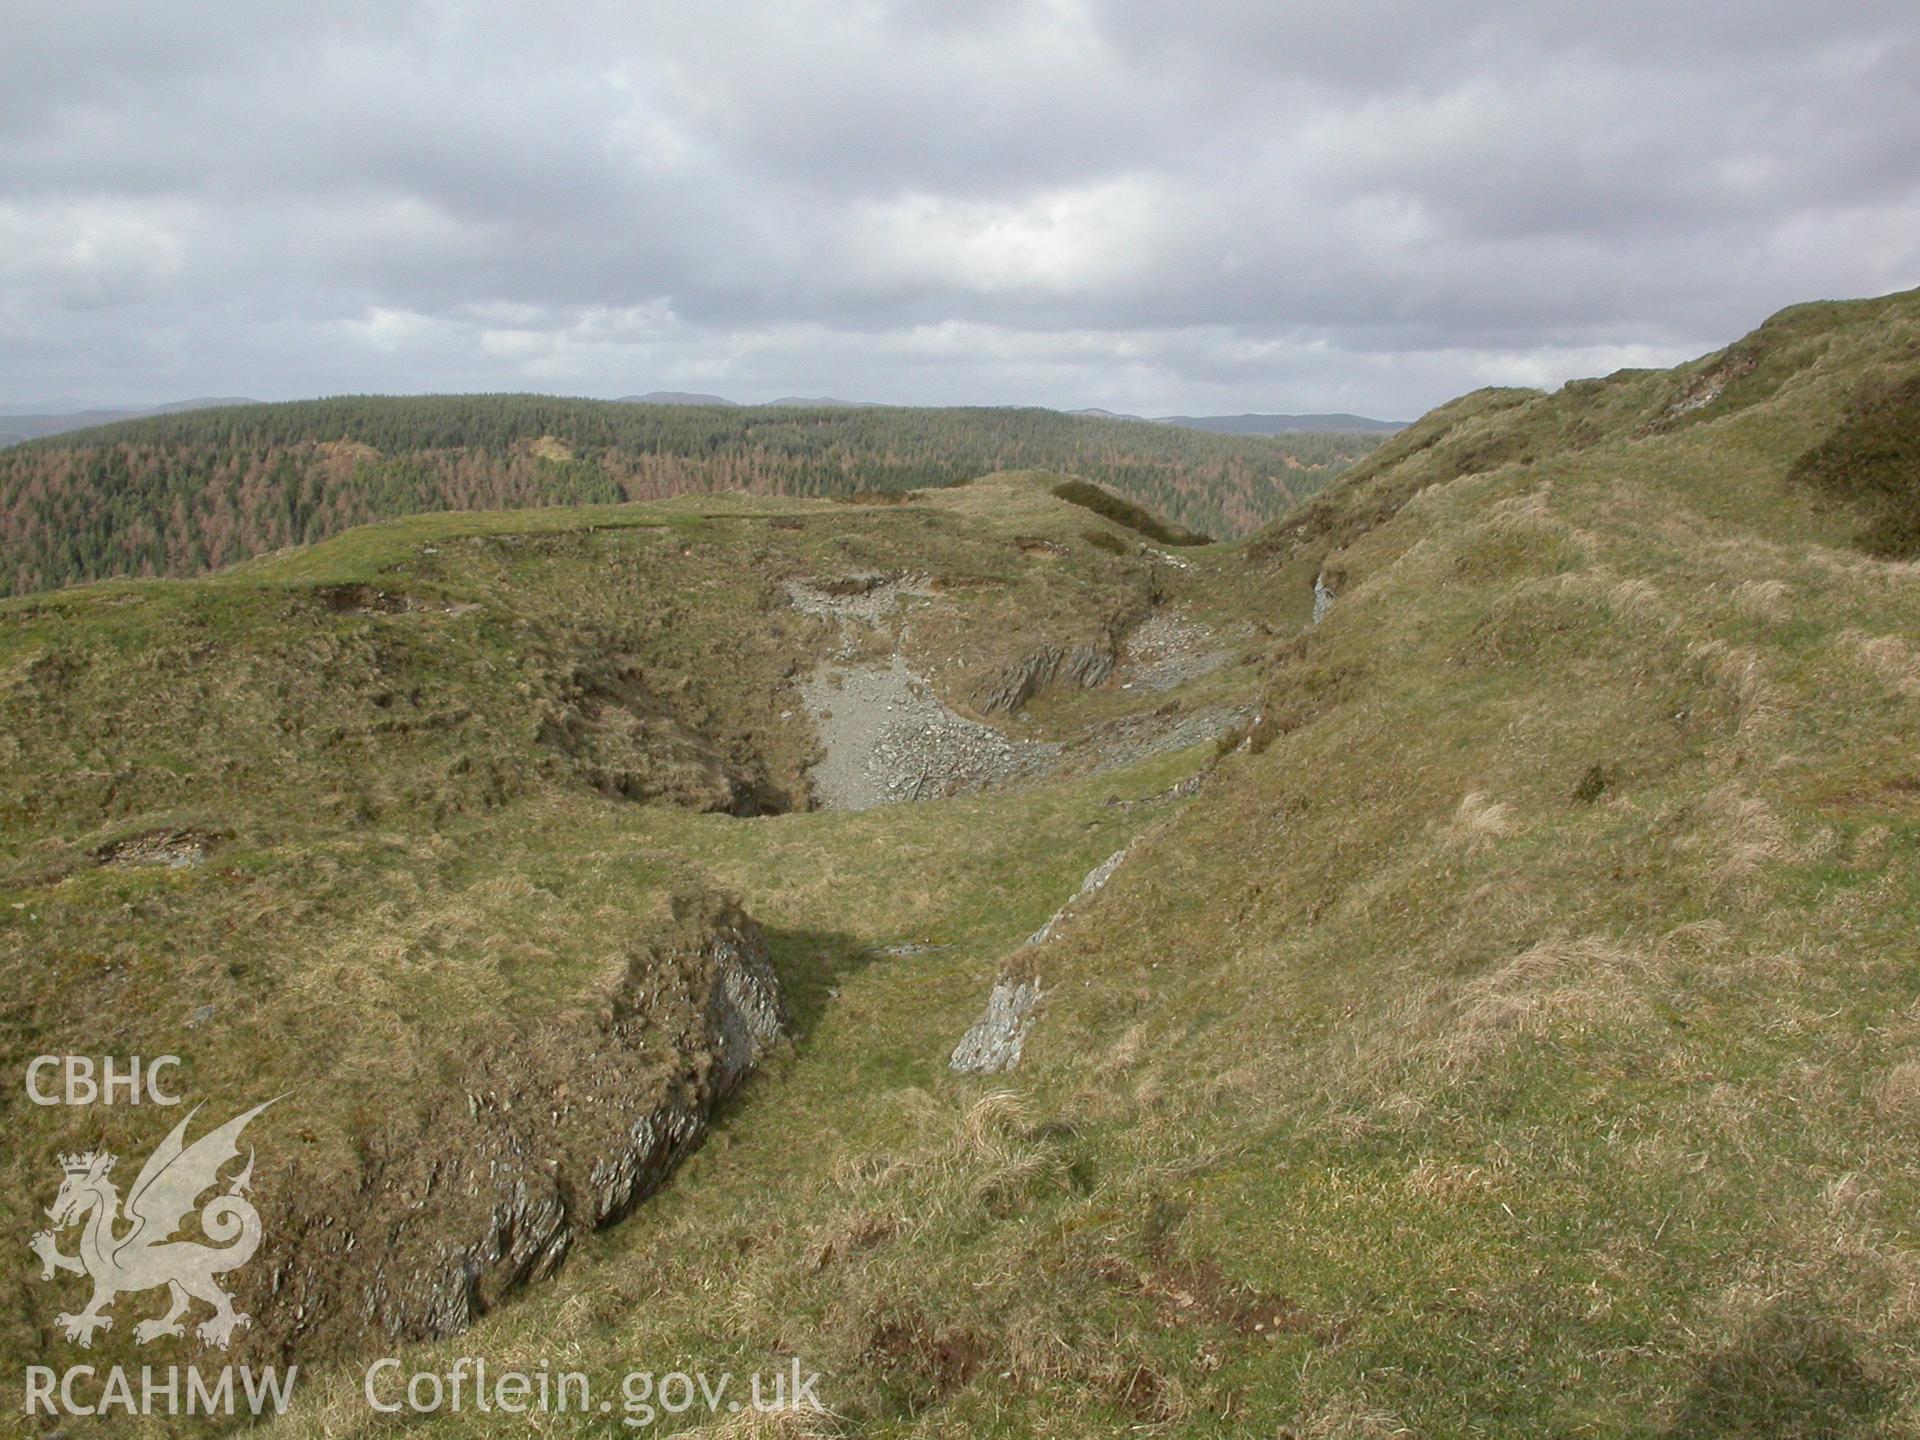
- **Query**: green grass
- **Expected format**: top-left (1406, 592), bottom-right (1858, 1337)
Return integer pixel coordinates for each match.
top-left (1788, 370), bottom-right (1920, 557)
top-left (7, 293), bottom-right (1920, 1436)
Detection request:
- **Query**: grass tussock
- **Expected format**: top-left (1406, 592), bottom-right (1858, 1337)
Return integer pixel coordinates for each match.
top-left (1839, 627), bottom-right (1920, 698)
top-left (1732, 576), bottom-right (1792, 623)
top-left (1443, 790), bottom-right (1520, 850)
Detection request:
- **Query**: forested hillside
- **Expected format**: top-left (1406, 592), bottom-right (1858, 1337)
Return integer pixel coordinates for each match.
top-left (0, 395), bottom-right (1380, 594)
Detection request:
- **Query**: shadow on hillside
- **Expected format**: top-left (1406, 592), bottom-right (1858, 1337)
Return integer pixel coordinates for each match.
top-left (759, 924), bottom-right (887, 1043)
top-left (1665, 1296), bottom-right (1891, 1438)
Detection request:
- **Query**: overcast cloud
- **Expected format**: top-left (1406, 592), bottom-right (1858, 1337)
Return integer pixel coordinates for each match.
top-left (2, 0), bottom-right (1916, 418)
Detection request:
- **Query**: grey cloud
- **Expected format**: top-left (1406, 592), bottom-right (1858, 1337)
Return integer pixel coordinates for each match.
top-left (0, 0), bottom-right (1915, 419)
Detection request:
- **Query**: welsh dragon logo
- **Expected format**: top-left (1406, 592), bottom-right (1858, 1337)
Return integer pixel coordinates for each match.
top-left (29, 1098), bottom-right (278, 1350)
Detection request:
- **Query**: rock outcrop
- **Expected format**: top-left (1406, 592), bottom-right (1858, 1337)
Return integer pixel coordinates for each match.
top-left (951, 847), bottom-right (1131, 1075)
top-left (240, 895), bottom-right (784, 1362)
top-left (949, 977), bottom-right (1044, 1075)
top-left (1026, 847), bottom-right (1129, 946)
top-left (1312, 574), bottom-right (1338, 624)
top-left (975, 640), bottom-right (1116, 713)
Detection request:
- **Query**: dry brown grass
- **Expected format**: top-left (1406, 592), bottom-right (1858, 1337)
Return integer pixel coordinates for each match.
top-left (1811, 545), bottom-right (1920, 583)
top-left (1401, 1156), bottom-right (1507, 1202)
top-left (1432, 936), bottom-right (1649, 1077)
top-left (1094, 1021), bottom-right (1151, 1080)
top-left (1443, 791), bottom-right (1520, 851)
top-left (1873, 1060), bottom-right (1920, 1123)
top-left (1688, 639), bottom-right (1784, 738)
top-left (677, 1406), bottom-right (844, 1438)
top-left (1655, 916), bottom-right (1734, 958)
top-left (1602, 572), bottom-right (1666, 621)
top-left (1695, 782), bottom-right (1803, 889)
top-left (1732, 576), bottom-right (1792, 623)
top-left (1839, 628), bottom-right (1920, 699)
top-left (1549, 565), bottom-right (1667, 626)
top-left (1288, 1391), bottom-right (1417, 1438)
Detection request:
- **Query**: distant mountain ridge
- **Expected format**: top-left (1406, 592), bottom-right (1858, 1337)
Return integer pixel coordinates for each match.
top-left (1151, 411), bottom-right (1406, 435)
top-left (615, 392), bottom-right (893, 410)
top-left (1069, 407), bottom-right (1403, 433)
top-left (3, 392), bottom-right (1404, 446)
top-left (610, 393), bottom-right (1405, 431)
top-left (0, 396), bottom-right (258, 446)
top-left (615, 391), bottom-right (738, 407)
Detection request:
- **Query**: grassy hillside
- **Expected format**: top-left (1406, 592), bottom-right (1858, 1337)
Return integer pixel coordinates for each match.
top-left (5, 289), bottom-right (1919, 1436)
top-left (0, 395), bottom-right (1383, 595)
top-left (0, 473), bottom-right (1266, 1395)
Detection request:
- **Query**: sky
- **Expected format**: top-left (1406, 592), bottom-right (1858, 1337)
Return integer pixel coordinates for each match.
top-left (2, 1), bottom-right (1917, 420)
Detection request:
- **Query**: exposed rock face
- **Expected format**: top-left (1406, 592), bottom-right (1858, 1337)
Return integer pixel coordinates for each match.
top-left (1638, 345), bottom-right (1759, 435)
top-left (93, 827), bottom-right (224, 869)
top-left (1312, 575), bottom-right (1338, 625)
top-left (1027, 847), bottom-right (1129, 946)
top-left (706, 929), bottom-right (789, 1094)
top-left (975, 640), bottom-right (1116, 713)
top-left (949, 977), bottom-right (1043, 1075)
top-left (951, 846), bottom-right (1130, 1075)
top-left (239, 896), bottom-right (784, 1362)
top-left (782, 573), bottom-right (932, 630)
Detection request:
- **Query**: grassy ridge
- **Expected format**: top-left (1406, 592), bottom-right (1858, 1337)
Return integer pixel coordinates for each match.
top-left (1049, 477), bottom-right (1216, 546)
top-left (3, 289), bottom-right (1917, 1435)
top-left (256, 286), bottom-right (1915, 1436)
top-left (0, 395), bottom-right (1382, 595)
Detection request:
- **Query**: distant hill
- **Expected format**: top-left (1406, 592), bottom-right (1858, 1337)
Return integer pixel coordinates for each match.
top-left (0, 398), bottom-right (88, 416)
top-left (1152, 411), bottom-right (1405, 435)
top-left (0, 394), bottom-right (1387, 594)
top-left (615, 391), bottom-right (738, 407)
top-left (1062, 408), bottom-right (1404, 433)
top-left (599, 397), bottom-right (1405, 433)
top-left (0, 396), bottom-right (258, 445)
top-left (621, 393), bottom-right (880, 410)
